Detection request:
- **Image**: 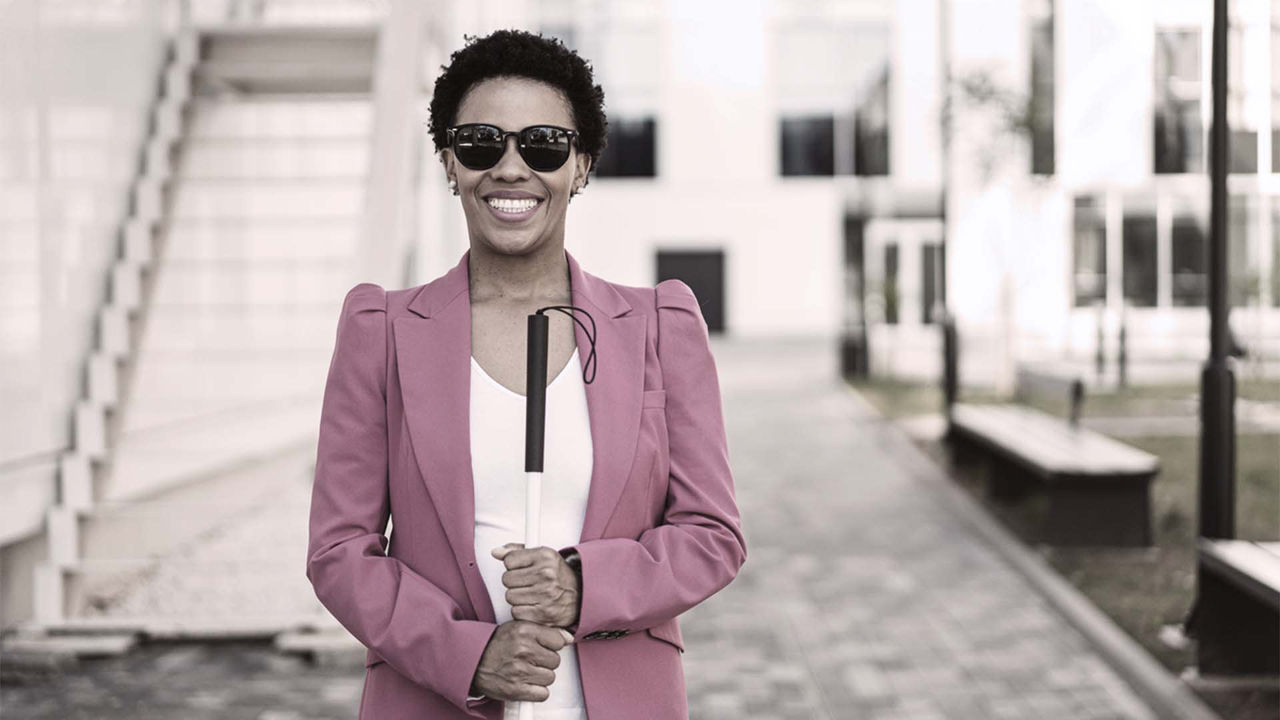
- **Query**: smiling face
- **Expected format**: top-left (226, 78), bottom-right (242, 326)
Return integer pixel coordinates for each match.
top-left (442, 76), bottom-right (591, 257)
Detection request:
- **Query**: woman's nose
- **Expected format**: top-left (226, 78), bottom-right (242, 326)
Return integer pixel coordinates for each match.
top-left (490, 135), bottom-right (530, 178)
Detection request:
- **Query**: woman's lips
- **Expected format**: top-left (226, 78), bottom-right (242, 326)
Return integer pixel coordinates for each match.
top-left (484, 197), bottom-right (543, 223)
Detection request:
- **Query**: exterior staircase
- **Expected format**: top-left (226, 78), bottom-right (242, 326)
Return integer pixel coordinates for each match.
top-left (33, 21), bottom-right (377, 635)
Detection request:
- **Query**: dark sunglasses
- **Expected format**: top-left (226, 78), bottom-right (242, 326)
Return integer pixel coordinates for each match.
top-left (446, 123), bottom-right (578, 172)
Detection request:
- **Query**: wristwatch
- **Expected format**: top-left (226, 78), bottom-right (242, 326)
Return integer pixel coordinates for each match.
top-left (559, 547), bottom-right (582, 576)
top-left (559, 547), bottom-right (583, 632)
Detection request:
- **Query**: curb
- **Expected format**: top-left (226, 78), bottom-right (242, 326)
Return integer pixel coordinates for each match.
top-left (840, 382), bottom-right (1222, 720)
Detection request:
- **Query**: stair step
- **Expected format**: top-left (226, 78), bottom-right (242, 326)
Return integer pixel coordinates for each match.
top-left (181, 137), bottom-right (367, 179)
top-left (149, 262), bottom-right (352, 304)
top-left (2, 632), bottom-right (137, 659)
top-left (41, 614), bottom-right (332, 640)
top-left (169, 180), bottom-right (363, 219)
top-left (103, 401), bottom-right (317, 502)
top-left (164, 219), bottom-right (358, 259)
top-left (187, 98), bottom-right (371, 139)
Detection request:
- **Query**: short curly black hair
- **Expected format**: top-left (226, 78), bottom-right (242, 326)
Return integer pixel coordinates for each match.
top-left (428, 29), bottom-right (608, 179)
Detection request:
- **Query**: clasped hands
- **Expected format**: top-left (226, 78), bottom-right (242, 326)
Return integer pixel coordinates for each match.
top-left (470, 543), bottom-right (582, 703)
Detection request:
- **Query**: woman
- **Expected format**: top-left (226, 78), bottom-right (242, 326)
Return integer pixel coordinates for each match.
top-left (307, 29), bottom-right (746, 720)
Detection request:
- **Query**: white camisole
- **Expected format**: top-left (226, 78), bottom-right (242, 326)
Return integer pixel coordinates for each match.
top-left (470, 346), bottom-right (593, 720)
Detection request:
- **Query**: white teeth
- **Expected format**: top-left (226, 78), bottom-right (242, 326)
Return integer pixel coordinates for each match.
top-left (487, 197), bottom-right (539, 212)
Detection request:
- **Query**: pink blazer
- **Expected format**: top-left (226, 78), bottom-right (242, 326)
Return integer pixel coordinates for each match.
top-left (307, 248), bottom-right (747, 719)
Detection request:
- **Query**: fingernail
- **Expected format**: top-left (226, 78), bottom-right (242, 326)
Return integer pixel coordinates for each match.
top-left (560, 629), bottom-right (575, 644)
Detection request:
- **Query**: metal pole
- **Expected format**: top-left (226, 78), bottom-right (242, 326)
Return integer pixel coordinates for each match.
top-left (1198, 0), bottom-right (1236, 541)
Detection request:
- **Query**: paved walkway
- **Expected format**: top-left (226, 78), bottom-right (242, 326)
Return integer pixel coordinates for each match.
top-left (2, 337), bottom-right (1172, 719)
top-left (681, 338), bottom-right (1159, 720)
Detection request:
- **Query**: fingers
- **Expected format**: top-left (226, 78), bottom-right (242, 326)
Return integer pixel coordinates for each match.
top-left (491, 543), bottom-right (522, 561)
top-left (501, 564), bottom-right (559, 589)
top-left (494, 544), bottom-right (557, 571)
top-left (531, 625), bottom-right (575, 652)
top-left (509, 682), bottom-right (552, 703)
top-left (513, 621), bottom-right (573, 654)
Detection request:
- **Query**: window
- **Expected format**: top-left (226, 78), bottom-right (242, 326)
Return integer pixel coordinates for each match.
top-left (594, 117), bottom-right (656, 177)
top-left (1153, 29), bottom-right (1202, 174)
top-left (921, 243), bottom-right (944, 324)
top-left (1229, 195), bottom-right (1259, 307)
top-left (1226, 21), bottom-right (1258, 173)
top-left (780, 116), bottom-right (835, 176)
top-left (854, 66), bottom-right (890, 176)
top-left (1029, 0), bottom-right (1055, 175)
top-left (1273, 5), bottom-right (1280, 173)
top-left (1123, 202), bottom-right (1157, 307)
top-left (1272, 204), bottom-right (1280, 306)
top-left (1171, 215), bottom-right (1207, 306)
top-left (775, 19), bottom-right (890, 177)
top-left (883, 243), bottom-right (900, 325)
top-left (1073, 196), bottom-right (1106, 306)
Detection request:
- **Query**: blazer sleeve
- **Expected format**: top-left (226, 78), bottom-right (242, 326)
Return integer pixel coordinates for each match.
top-left (306, 283), bottom-right (497, 718)
top-left (561, 278), bottom-right (747, 637)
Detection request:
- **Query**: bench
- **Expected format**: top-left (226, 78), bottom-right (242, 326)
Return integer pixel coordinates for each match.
top-left (1192, 539), bottom-right (1280, 675)
top-left (945, 364), bottom-right (1159, 547)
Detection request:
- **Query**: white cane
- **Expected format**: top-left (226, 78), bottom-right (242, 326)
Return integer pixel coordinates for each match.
top-left (517, 304), bottom-right (596, 720)
top-left (517, 311), bottom-right (551, 720)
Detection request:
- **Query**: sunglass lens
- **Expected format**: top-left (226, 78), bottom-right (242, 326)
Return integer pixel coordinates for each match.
top-left (520, 126), bottom-right (571, 171)
top-left (454, 125), bottom-right (504, 170)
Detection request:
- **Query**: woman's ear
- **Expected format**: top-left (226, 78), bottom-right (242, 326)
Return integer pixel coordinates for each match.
top-left (573, 152), bottom-right (591, 193)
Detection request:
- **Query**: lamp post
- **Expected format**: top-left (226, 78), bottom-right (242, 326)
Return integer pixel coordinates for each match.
top-left (1199, 0), bottom-right (1236, 544)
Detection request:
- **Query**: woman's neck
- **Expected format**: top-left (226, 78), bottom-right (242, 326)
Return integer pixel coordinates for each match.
top-left (467, 242), bottom-right (571, 306)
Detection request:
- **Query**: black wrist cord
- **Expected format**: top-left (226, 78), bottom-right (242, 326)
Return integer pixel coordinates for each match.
top-left (535, 305), bottom-right (597, 385)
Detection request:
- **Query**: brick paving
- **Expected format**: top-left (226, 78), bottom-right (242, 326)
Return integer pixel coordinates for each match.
top-left (1, 338), bottom-right (1165, 719)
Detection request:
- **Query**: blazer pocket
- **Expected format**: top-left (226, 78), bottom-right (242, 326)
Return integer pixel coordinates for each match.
top-left (642, 389), bottom-right (667, 409)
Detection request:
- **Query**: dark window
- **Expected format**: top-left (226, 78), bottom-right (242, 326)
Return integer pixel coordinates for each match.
top-left (854, 67), bottom-right (890, 176)
top-left (1123, 210), bottom-right (1157, 307)
top-left (655, 250), bottom-right (726, 332)
top-left (1230, 130), bottom-right (1259, 173)
top-left (1171, 216), bottom-right (1207, 306)
top-left (1228, 22), bottom-right (1257, 173)
top-left (1272, 205), bottom-right (1280, 306)
top-left (883, 243), bottom-right (899, 325)
top-left (594, 117), bottom-right (656, 177)
top-left (844, 216), bottom-right (867, 329)
top-left (1272, 128), bottom-right (1279, 174)
top-left (1228, 195), bottom-right (1257, 307)
top-left (1029, 0), bottom-right (1055, 175)
top-left (1273, 19), bottom-right (1280, 173)
top-left (921, 243), bottom-right (944, 324)
top-left (1073, 196), bottom-right (1106, 306)
top-left (1153, 29), bottom-right (1202, 174)
top-left (780, 115), bottom-right (835, 176)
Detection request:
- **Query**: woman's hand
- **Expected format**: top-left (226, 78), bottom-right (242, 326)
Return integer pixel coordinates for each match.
top-left (493, 544), bottom-right (581, 628)
top-left (471, 621), bottom-right (573, 701)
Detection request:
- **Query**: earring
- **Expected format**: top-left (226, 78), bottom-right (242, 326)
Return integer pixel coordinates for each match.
top-left (448, 179), bottom-right (459, 196)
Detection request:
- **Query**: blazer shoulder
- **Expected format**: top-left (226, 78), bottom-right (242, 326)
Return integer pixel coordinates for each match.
top-left (655, 278), bottom-right (698, 311)
top-left (383, 283), bottom-right (421, 317)
top-left (342, 282), bottom-right (387, 314)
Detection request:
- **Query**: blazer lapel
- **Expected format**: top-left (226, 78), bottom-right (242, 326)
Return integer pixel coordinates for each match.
top-left (393, 248), bottom-right (644, 624)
